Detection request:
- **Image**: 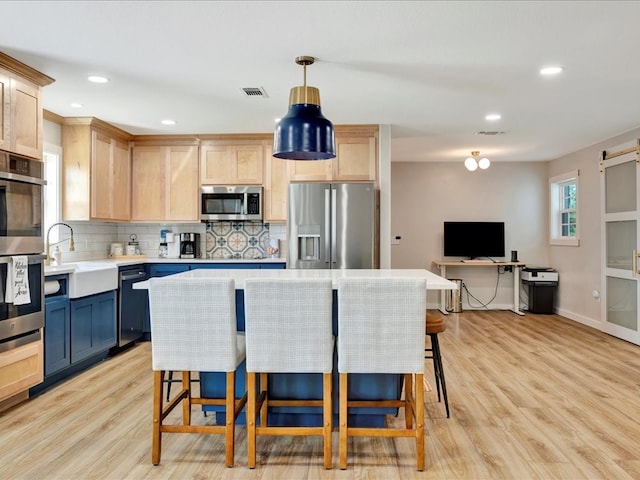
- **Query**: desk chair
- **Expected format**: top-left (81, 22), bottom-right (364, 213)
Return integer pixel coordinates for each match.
top-left (148, 277), bottom-right (247, 467)
top-left (425, 313), bottom-right (450, 418)
top-left (243, 278), bottom-right (334, 469)
top-left (337, 278), bottom-right (427, 471)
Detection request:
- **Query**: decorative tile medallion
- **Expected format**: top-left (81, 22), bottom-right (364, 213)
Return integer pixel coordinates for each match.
top-left (205, 222), bottom-right (271, 259)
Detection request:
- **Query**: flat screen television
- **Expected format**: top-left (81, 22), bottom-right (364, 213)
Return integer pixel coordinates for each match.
top-left (443, 221), bottom-right (505, 259)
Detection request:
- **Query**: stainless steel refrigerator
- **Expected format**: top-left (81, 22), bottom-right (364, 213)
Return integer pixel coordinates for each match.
top-left (288, 182), bottom-right (376, 269)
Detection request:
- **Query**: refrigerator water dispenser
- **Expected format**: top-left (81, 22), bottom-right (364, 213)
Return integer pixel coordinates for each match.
top-left (298, 234), bottom-right (320, 260)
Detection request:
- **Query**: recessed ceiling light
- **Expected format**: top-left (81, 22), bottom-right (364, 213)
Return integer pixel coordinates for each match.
top-left (540, 66), bottom-right (563, 76)
top-left (161, 119), bottom-right (176, 126)
top-left (70, 102), bottom-right (83, 108)
top-left (485, 113), bottom-right (501, 121)
top-left (88, 75), bottom-right (109, 83)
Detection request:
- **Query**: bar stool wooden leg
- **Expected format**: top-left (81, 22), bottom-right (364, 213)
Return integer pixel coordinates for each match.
top-left (225, 371), bottom-right (236, 467)
top-left (260, 372), bottom-right (268, 428)
top-left (405, 373), bottom-right (414, 429)
top-left (182, 371), bottom-right (191, 425)
top-left (416, 373), bottom-right (425, 471)
top-left (247, 372), bottom-right (257, 469)
top-left (152, 370), bottom-right (164, 465)
top-left (339, 373), bottom-right (348, 470)
top-left (323, 372), bottom-right (333, 469)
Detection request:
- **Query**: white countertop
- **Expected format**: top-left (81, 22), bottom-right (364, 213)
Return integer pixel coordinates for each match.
top-left (133, 268), bottom-right (457, 290)
top-left (44, 256), bottom-right (286, 277)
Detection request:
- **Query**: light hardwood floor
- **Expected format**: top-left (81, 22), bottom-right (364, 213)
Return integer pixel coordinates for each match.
top-left (1, 310), bottom-right (640, 479)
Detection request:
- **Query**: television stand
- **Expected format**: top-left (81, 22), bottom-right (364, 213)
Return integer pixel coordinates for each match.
top-left (432, 260), bottom-right (526, 316)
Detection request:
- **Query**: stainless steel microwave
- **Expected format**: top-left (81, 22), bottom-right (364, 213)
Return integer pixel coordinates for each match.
top-left (200, 185), bottom-right (262, 221)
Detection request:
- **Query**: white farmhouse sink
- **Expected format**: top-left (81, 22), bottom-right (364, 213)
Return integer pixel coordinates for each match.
top-left (66, 262), bottom-right (119, 299)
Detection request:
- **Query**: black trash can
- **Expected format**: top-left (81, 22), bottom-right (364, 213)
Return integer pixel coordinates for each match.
top-left (523, 279), bottom-right (558, 314)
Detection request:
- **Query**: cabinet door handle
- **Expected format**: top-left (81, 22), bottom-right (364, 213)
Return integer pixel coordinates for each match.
top-left (121, 272), bottom-right (147, 281)
top-left (633, 250), bottom-right (638, 276)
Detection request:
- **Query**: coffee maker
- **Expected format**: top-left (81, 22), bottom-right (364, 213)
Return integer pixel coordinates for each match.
top-left (180, 233), bottom-right (201, 259)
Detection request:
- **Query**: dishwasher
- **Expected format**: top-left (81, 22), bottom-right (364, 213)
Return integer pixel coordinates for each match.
top-left (117, 265), bottom-right (148, 349)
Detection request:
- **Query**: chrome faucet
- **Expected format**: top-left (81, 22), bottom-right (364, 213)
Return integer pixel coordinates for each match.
top-left (45, 222), bottom-right (75, 266)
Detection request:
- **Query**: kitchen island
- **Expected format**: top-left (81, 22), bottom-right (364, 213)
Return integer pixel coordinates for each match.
top-left (135, 269), bottom-right (456, 427)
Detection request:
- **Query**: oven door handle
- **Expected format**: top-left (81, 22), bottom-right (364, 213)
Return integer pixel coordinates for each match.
top-left (0, 254), bottom-right (47, 265)
top-left (0, 171), bottom-right (47, 186)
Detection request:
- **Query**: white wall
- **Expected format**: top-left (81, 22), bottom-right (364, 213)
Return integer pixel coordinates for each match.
top-left (378, 124), bottom-right (392, 268)
top-left (43, 119), bottom-right (61, 146)
top-left (548, 126), bottom-right (640, 329)
top-left (391, 161), bottom-right (549, 309)
top-left (391, 125), bottom-right (640, 327)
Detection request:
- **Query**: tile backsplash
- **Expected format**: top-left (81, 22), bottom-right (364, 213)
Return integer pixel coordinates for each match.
top-left (207, 222), bottom-right (269, 259)
top-left (59, 221), bottom-right (286, 262)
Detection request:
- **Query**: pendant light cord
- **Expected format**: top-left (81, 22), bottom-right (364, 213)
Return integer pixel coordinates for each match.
top-left (303, 63), bottom-right (308, 103)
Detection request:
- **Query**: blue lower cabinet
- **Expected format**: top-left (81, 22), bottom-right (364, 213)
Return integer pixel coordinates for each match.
top-left (33, 288), bottom-right (116, 396)
top-left (260, 263), bottom-right (286, 269)
top-left (44, 296), bottom-right (71, 376)
top-left (146, 264), bottom-right (189, 278)
top-left (189, 263), bottom-right (260, 270)
top-left (70, 290), bottom-right (116, 363)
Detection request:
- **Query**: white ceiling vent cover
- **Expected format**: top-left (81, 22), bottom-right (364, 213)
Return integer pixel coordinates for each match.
top-left (242, 87), bottom-right (268, 98)
top-left (476, 131), bottom-right (506, 136)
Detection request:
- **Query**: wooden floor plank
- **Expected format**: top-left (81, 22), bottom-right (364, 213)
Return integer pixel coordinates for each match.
top-left (1, 310), bottom-right (640, 479)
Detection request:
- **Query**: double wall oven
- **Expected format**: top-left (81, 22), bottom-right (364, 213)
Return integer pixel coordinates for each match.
top-left (0, 151), bottom-right (46, 353)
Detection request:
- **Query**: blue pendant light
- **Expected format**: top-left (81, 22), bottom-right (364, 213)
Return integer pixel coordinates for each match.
top-left (273, 56), bottom-right (336, 160)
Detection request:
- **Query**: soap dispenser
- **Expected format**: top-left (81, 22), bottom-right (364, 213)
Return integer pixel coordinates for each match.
top-left (53, 246), bottom-right (62, 265)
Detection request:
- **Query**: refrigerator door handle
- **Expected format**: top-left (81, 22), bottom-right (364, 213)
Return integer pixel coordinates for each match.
top-left (331, 188), bottom-right (337, 263)
top-left (324, 188), bottom-right (331, 263)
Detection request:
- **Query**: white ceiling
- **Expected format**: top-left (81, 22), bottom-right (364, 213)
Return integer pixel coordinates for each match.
top-left (2, 1), bottom-right (640, 163)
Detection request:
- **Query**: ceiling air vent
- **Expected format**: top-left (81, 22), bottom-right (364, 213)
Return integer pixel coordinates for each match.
top-left (476, 131), bottom-right (505, 136)
top-left (242, 87), bottom-right (268, 98)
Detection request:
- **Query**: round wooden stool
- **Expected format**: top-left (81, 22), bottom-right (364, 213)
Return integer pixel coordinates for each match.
top-left (425, 314), bottom-right (450, 418)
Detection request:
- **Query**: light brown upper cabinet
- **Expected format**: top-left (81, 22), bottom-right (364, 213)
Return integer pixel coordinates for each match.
top-left (287, 157), bottom-right (333, 182)
top-left (263, 142), bottom-right (290, 222)
top-left (287, 125), bottom-right (378, 182)
top-left (332, 134), bottom-right (377, 181)
top-left (131, 141), bottom-right (199, 222)
top-left (0, 53), bottom-right (54, 159)
top-left (200, 139), bottom-right (263, 185)
top-left (62, 118), bottom-right (132, 222)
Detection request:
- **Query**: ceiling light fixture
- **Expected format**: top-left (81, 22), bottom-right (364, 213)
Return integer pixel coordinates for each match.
top-left (161, 119), bottom-right (176, 125)
top-left (540, 66), bottom-right (563, 76)
top-left (273, 56), bottom-right (335, 160)
top-left (485, 113), bottom-right (501, 121)
top-left (87, 75), bottom-right (109, 83)
top-left (465, 151), bottom-right (490, 171)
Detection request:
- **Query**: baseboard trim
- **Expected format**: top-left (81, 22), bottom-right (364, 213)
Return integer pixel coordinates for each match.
top-left (554, 307), bottom-right (602, 331)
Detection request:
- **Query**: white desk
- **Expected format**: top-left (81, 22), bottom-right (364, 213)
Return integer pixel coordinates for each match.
top-left (432, 261), bottom-right (526, 315)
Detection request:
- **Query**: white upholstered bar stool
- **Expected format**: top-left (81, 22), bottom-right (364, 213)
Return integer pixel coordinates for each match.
top-left (148, 277), bottom-right (247, 467)
top-left (243, 278), bottom-right (334, 469)
top-left (337, 278), bottom-right (427, 471)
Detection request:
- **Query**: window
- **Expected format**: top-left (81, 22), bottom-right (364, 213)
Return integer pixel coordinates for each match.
top-left (550, 170), bottom-right (579, 246)
top-left (43, 144), bottom-right (62, 243)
